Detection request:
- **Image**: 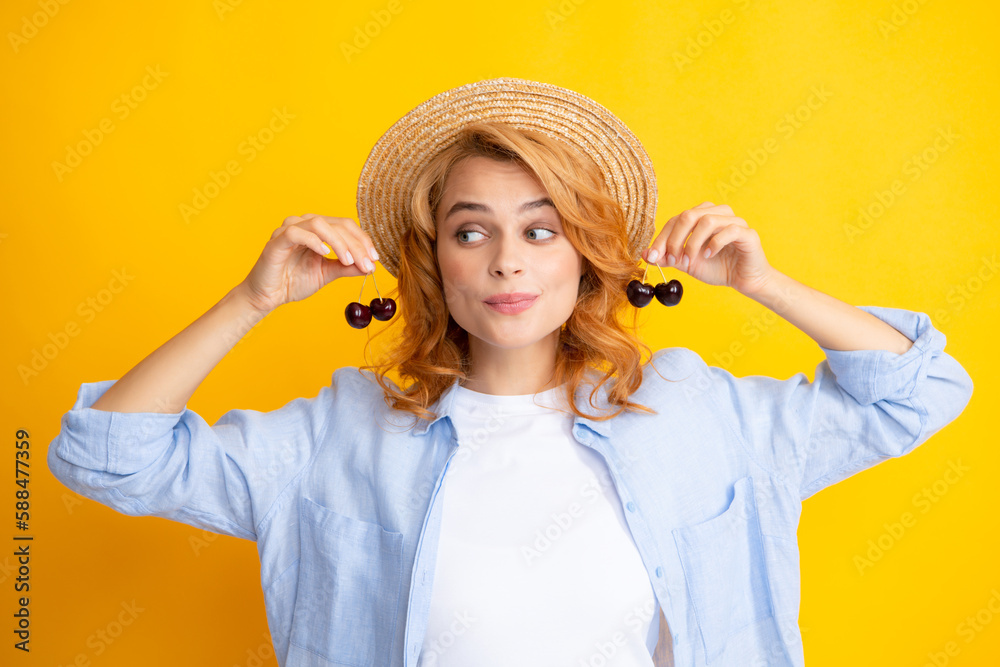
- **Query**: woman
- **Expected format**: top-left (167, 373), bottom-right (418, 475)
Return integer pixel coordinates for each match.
top-left (48, 79), bottom-right (973, 667)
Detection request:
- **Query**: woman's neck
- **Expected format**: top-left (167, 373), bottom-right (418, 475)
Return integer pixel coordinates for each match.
top-left (461, 332), bottom-right (562, 396)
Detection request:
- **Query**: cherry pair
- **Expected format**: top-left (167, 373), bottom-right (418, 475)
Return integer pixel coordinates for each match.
top-left (345, 271), bottom-right (397, 328)
top-left (626, 261), bottom-right (682, 308)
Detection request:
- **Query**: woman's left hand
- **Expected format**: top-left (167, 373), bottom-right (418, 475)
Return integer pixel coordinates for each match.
top-left (642, 202), bottom-right (775, 295)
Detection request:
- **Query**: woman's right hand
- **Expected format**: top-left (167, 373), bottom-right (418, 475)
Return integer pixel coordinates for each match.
top-left (236, 214), bottom-right (381, 315)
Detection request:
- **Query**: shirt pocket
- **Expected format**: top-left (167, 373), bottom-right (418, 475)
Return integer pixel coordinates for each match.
top-left (670, 475), bottom-right (775, 663)
top-left (289, 496), bottom-right (405, 667)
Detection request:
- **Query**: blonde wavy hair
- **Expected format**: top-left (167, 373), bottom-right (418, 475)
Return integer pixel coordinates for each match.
top-left (359, 121), bottom-right (667, 427)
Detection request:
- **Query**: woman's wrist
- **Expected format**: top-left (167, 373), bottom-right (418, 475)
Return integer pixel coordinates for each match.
top-left (221, 283), bottom-right (272, 340)
top-left (737, 266), bottom-right (786, 305)
top-left (229, 281), bottom-right (276, 318)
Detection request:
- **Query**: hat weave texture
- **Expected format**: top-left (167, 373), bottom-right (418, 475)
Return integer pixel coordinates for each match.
top-left (356, 77), bottom-right (657, 278)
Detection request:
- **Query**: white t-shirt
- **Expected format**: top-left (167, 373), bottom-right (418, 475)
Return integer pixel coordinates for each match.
top-left (418, 382), bottom-right (659, 666)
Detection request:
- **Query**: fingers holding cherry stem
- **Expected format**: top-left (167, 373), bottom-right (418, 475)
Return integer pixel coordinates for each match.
top-left (626, 262), bottom-right (683, 308)
top-left (345, 271), bottom-right (398, 329)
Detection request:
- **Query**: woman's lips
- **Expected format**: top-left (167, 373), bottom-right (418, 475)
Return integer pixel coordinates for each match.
top-left (484, 296), bottom-right (537, 314)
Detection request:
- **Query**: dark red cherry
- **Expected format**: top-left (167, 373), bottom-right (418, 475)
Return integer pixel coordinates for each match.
top-left (370, 297), bottom-right (396, 321)
top-left (345, 302), bottom-right (372, 328)
top-left (654, 279), bottom-right (683, 306)
top-left (626, 279), bottom-right (654, 307)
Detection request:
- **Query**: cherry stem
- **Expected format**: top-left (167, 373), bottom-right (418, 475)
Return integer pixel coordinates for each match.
top-left (358, 273), bottom-right (367, 301)
top-left (372, 271), bottom-right (383, 300)
top-left (641, 263), bottom-right (648, 283)
top-left (653, 262), bottom-right (668, 284)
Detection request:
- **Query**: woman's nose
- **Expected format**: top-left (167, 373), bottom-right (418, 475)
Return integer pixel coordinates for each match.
top-left (489, 232), bottom-right (524, 277)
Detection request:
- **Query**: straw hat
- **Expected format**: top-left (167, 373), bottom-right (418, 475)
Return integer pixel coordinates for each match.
top-left (356, 77), bottom-right (657, 278)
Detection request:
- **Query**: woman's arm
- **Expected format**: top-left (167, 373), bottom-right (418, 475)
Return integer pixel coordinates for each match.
top-left (47, 215), bottom-right (382, 538)
top-left (90, 284), bottom-right (266, 414)
top-left (89, 214), bottom-right (379, 415)
top-left (739, 269), bottom-right (915, 355)
top-left (643, 202), bottom-right (915, 356)
top-left (644, 202), bottom-right (972, 499)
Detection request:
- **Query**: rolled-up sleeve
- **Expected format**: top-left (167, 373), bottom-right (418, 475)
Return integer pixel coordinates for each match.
top-left (701, 306), bottom-right (974, 500)
top-left (47, 379), bottom-right (334, 540)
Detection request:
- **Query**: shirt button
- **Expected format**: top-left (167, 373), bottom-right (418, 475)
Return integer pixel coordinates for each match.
top-left (655, 566), bottom-right (663, 577)
top-left (626, 501), bottom-right (636, 512)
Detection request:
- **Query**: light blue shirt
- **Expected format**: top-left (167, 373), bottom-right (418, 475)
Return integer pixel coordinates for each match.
top-left (47, 305), bottom-right (973, 666)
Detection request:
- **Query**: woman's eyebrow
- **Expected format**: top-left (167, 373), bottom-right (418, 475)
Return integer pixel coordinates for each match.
top-left (442, 197), bottom-right (556, 222)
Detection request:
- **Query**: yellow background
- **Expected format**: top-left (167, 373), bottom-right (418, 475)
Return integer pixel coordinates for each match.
top-left (2, 0), bottom-right (997, 664)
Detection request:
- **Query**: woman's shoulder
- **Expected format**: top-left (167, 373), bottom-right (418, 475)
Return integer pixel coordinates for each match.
top-left (645, 345), bottom-right (709, 377)
top-left (329, 366), bottom-right (402, 395)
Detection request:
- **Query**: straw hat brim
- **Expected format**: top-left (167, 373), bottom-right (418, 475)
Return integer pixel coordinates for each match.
top-left (356, 77), bottom-right (657, 279)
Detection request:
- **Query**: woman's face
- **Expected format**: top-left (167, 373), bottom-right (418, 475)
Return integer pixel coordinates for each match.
top-left (435, 156), bottom-right (584, 360)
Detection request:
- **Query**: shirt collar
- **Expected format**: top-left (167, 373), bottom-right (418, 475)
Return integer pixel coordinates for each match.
top-left (411, 373), bottom-right (615, 438)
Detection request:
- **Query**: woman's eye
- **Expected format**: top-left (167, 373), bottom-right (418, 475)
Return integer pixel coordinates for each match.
top-left (527, 228), bottom-right (555, 240)
top-left (457, 229), bottom-right (484, 243)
